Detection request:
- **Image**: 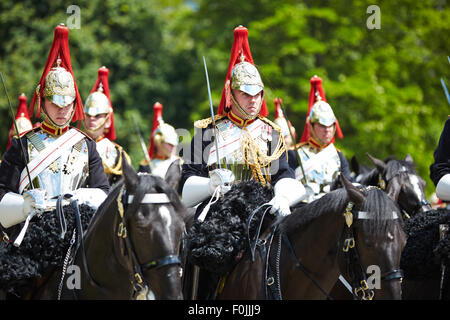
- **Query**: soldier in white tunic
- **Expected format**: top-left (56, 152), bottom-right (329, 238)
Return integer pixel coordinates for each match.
top-left (0, 24), bottom-right (109, 239)
top-left (83, 66), bottom-right (130, 185)
top-left (273, 97), bottom-right (297, 150)
top-left (180, 25), bottom-right (306, 300)
top-left (292, 75), bottom-right (352, 202)
top-left (5, 93), bottom-right (33, 150)
top-left (138, 102), bottom-right (180, 178)
top-left (180, 25), bottom-right (306, 219)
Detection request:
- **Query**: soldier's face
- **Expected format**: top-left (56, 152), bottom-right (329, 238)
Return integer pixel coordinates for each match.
top-left (231, 89), bottom-right (262, 119)
top-left (44, 99), bottom-right (74, 126)
top-left (84, 113), bottom-right (110, 139)
top-left (156, 142), bottom-right (176, 158)
top-left (312, 123), bottom-right (336, 145)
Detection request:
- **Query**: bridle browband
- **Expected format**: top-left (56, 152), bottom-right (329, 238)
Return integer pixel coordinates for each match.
top-left (377, 167), bottom-right (431, 216)
top-left (275, 194), bottom-right (404, 300)
top-left (117, 185), bottom-right (181, 299)
top-left (340, 199), bottom-right (404, 300)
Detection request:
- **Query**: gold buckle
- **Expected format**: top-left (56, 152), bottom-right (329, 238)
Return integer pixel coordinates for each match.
top-left (342, 237), bottom-right (355, 252)
top-left (343, 203), bottom-right (354, 228)
top-left (135, 273), bottom-right (143, 284)
top-left (117, 222), bottom-right (127, 238)
top-left (354, 281), bottom-right (374, 300)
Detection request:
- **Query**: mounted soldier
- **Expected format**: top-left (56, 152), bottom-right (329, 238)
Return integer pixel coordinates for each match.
top-left (292, 75), bottom-right (352, 202)
top-left (180, 25), bottom-right (306, 299)
top-left (0, 24), bottom-right (110, 292)
top-left (138, 102), bottom-right (180, 178)
top-left (273, 97), bottom-right (296, 150)
top-left (83, 66), bottom-right (130, 185)
top-left (431, 116), bottom-right (450, 203)
top-left (5, 93), bottom-right (33, 151)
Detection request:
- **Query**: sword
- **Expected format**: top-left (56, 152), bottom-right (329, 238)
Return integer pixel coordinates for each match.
top-left (203, 56), bottom-right (221, 169)
top-left (276, 98), bottom-right (308, 185)
top-left (131, 115), bottom-right (153, 171)
top-left (0, 72), bottom-right (34, 190)
top-left (439, 224), bottom-right (449, 300)
top-left (441, 78), bottom-right (450, 106)
top-left (440, 56), bottom-right (450, 106)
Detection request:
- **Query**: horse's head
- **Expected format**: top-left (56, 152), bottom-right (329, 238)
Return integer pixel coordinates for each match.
top-left (119, 160), bottom-right (186, 299)
top-left (340, 174), bottom-right (407, 300)
top-left (366, 153), bottom-right (431, 217)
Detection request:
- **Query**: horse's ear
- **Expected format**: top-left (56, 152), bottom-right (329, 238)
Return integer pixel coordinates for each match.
top-left (350, 156), bottom-right (360, 175)
top-left (386, 178), bottom-right (401, 202)
top-left (164, 159), bottom-right (182, 191)
top-left (366, 152), bottom-right (387, 173)
top-left (122, 155), bottom-right (139, 189)
top-left (404, 153), bottom-right (414, 164)
top-left (340, 174), bottom-right (365, 206)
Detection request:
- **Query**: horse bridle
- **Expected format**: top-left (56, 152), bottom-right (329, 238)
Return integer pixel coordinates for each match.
top-left (341, 200), bottom-right (404, 300)
top-left (378, 169), bottom-right (431, 216)
top-left (116, 186), bottom-right (181, 299)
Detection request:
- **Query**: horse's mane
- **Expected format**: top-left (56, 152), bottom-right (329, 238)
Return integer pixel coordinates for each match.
top-left (278, 187), bottom-right (402, 238)
top-left (359, 157), bottom-right (417, 185)
top-left (383, 158), bottom-right (416, 181)
top-left (186, 180), bottom-right (273, 275)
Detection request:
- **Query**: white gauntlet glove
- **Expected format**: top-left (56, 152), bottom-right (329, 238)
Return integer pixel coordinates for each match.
top-left (181, 169), bottom-right (235, 208)
top-left (70, 188), bottom-right (108, 209)
top-left (269, 178), bottom-right (307, 217)
top-left (23, 189), bottom-right (48, 215)
top-left (0, 189), bottom-right (47, 228)
top-left (269, 195), bottom-right (291, 217)
top-left (208, 168), bottom-right (235, 196)
top-left (436, 173), bottom-right (450, 201)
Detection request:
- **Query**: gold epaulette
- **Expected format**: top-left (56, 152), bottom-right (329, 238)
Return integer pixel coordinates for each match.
top-left (258, 116), bottom-right (282, 133)
top-left (295, 141), bottom-right (308, 149)
top-left (103, 144), bottom-right (131, 176)
top-left (193, 114), bottom-right (226, 129)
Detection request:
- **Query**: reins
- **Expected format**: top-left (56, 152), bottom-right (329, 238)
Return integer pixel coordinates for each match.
top-left (247, 189), bottom-right (404, 300)
top-left (339, 199), bottom-right (404, 300)
top-left (116, 185), bottom-right (181, 299)
top-left (56, 194), bottom-right (106, 300)
top-left (57, 183), bottom-right (182, 300)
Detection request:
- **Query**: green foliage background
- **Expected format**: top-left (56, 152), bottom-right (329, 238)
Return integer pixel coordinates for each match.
top-left (0, 0), bottom-right (448, 197)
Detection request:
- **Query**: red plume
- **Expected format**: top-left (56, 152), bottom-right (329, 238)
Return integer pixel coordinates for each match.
top-left (6, 93), bottom-right (32, 149)
top-left (274, 97), bottom-right (284, 119)
top-left (29, 24), bottom-right (83, 122)
top-left (90, 66), bottom-right (116, 140)
top-left (299, 76), bottom-right (343, 143)
top-left (148, 102), bottom-right (163, 159)
top-left (218, 26), bottom-right (268, 117)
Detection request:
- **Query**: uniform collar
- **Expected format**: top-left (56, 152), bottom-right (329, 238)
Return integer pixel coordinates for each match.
top-left (227, 110), bottom-right (256, 127)
top-left (41, 121), bottom-right (70, 136)
top-left (95, 136), bottom-right (106, 143)
top-left (307, 136), bottom-right (335, 150)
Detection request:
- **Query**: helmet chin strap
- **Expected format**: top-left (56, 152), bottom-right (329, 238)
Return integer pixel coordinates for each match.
top-left (42, 102), bottom-right (76, 129)
top-left (83, 113), bottom-right (110, 136)
top-left (230, 90), bottom-right (264, 120)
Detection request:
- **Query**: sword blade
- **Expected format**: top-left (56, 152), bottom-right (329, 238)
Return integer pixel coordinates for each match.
top-left (203, 56), bottom-right (221, 168)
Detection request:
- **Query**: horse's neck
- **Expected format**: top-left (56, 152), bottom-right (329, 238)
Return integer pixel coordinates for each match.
top-left (281, 209), bottom-right (344, 299)
top-left (75, 201), bottom-right (131, 298)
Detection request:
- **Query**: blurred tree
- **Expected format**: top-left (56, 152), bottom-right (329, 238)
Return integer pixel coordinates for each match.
top-left (0, 0), bottom-right (448, 197)
top-left (0, 0), bottom-right (197, 167)
top-left (185, 0), bottom-right (449, 196)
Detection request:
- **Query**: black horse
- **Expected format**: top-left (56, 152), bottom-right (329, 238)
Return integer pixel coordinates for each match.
top-left (188, 175), bottom-right (406, 300)
top-left (33, 160), bottom-right (187, 299)
top-left (358, 153), bottom-right (431, 218)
